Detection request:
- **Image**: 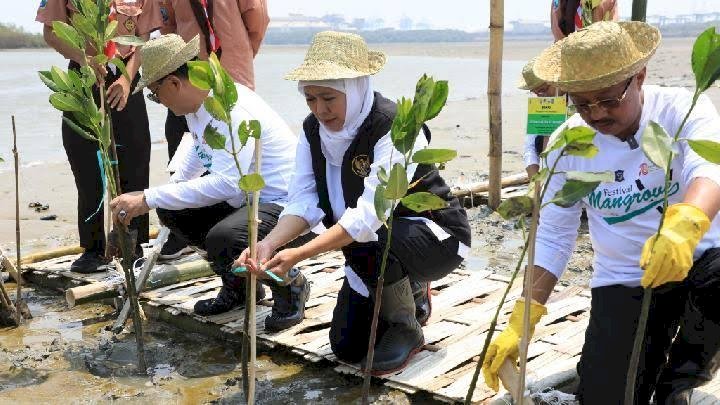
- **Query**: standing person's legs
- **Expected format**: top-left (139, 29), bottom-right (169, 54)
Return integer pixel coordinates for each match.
top-left (576, 284), bottom-right (687, 405)
top-left (655, 248), bottom-right (720, 404)
top-left (112, 75), bottom-right (151, 249)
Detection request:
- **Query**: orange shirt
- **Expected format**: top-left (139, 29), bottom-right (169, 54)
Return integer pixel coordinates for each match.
top-left (36, 0), bottom-right (162, 59)
top-left (158, 0), bottom-right (269, 89)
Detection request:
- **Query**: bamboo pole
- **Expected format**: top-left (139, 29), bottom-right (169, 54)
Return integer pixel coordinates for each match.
top-left (452, 172), bottom-right (529, 198)
top-left (487, 0), bottom-right (505, 209)
top-left (631, 0), bottom-right (648, 22)
top-left (12, 116), bottom-right (23, 325)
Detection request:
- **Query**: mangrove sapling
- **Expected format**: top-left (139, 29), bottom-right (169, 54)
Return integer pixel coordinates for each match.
top-left (38, 0), bottom-right (148, 372)
top-left (464, 125), bottom-right (615, 404)
top-left (187, 54), bottom-right (266, 405)
top-left (625, 27), bottom-right (720, 405)
top-left (359, 75), bottom-right (455, 404)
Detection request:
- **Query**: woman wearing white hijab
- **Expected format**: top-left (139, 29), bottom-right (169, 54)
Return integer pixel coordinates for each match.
top-left (235, 31), bottom-right (471, 374)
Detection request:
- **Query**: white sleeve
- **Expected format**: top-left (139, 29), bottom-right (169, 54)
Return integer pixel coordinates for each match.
top-left (533, 151), bottom-right (582, 279)
top-left (145, 126), bottom-right (253, 210)
top-left (678, 93), bottom-right (720, 188)
top-left (169, 137), bottom-right (206, 183)
top-left (338, 132), bottom-right (429, 243)
top-left (279, 130), bottom-right (326, 228)
top-left (524, 135), bottom-right (541, 168)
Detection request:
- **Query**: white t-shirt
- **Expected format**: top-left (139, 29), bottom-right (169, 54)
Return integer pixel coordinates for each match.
top-left (535, 85), bottom-right (720, 288)
top-left (144, 83), bottom-right (296, 210)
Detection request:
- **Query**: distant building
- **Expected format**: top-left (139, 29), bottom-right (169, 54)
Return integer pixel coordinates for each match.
top-left (509, 20), bottom-right (549, 35)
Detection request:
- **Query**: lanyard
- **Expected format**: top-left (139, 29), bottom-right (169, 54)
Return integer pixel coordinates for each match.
top-left (197, 0), bottom-right (221, 52)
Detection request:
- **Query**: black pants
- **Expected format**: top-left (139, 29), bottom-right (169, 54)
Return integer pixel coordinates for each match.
top-left (329, 218), bottom-right (464, 363)
top-left (165, 109), bottom-right (188, 162)
top-left (156, 202), bottom-right (284, 276)
top-left (63, 62), bottom-right (150, 252)
top-left (576, 248), bottom-right (720, 404)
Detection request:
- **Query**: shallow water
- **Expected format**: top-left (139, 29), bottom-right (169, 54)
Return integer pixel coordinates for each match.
top-left (0, 287), bottom-right (421, 404)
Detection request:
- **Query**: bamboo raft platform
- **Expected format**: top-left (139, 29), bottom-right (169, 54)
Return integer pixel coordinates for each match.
top-left (19, 249), bottom-right (720, 404)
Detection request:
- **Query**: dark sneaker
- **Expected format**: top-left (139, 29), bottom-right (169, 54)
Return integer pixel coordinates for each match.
top-left (158, 233), bottom-right (193, 261)
top-left (264, 268), bottom-right (311, 332)
top-left (70, 251), bottom-right (110, 274)
top-left (194, 275), bottom-right (266, 316)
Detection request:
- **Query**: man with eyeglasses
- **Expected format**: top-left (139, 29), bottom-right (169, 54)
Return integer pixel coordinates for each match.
top-left (109, 35), bottom-right (312, 330)
top-left (483, 22), bottom-right (720, 404)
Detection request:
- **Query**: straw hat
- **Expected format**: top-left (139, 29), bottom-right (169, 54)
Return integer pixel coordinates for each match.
top-left (517, 57), bottom-right (544, 91)
top-left (133, 34), bottom-right (200, 94)
top-left (284, 31), bottom-right (386, 81)
top-left (533, 21), bottom-right (661, 92)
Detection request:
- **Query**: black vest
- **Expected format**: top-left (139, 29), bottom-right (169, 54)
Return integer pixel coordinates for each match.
top-left (303, 92), bottom-right (471, 247)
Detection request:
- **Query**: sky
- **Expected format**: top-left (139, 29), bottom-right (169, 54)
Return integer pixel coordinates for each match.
top-left (5, 0), bottom-right (719, 33)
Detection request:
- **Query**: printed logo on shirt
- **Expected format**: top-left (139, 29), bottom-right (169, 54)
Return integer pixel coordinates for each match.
top-left (638, 162), bottom-right (649, 176)
top-left (587, 180), bottom-right (681, 225)
top-left (39, 0), bottom-right (48, 8)
top-left (160, 6), bottom-right (169, 23)
top-left (124, 18), bottom-right (136, 32)
top-left (614, 170), bottom-right (624, 182)
top-left (351, 155), bottom-right (371, 177)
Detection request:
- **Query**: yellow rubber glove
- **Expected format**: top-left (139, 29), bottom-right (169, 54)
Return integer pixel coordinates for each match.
top-left (640, 203), bottom-right (710, 288)
top-left (482, 299), bottom-right (547, 392)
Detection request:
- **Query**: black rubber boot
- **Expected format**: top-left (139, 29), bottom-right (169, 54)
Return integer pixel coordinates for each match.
top-left (411, 280), bottom-right (432, 325)
top-left (654, 298), bottom-right (720, 404)
top-left (361, 276), bottom-right (424, 375)
top-left (194, 273), bottom-right (266, 316)
top-left (71, 251), bottom-right (110, 273)
top-left (263, 268), bottom-right (311, 332)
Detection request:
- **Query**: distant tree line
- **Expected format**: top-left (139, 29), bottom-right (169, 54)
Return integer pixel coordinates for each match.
top-left (264, 28), bottom-right (482, 44)
top-left (0, 23), bottom-right (47, 49)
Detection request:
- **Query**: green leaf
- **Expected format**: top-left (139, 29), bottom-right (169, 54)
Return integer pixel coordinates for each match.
top-left (641, 120), bottom-right (674, 169)
top-left (564, 142), bottom-right (599, 158)
top-left (425, 80), bottom-right (449, 121)
top-left (188, 62), bottom-right (212, 90)
top-left (548, 179), bottom-right (600, 208)
top-left (204, 97), bottom-right (229, 122)
top-left (70, 13), bottom-right (97, 41)
top-left (564, 125), bottom-right (596, 144)
top-left (377, 166), bottom-right (389, 184)
top-left (374, 184), bottom-right (391, 222)
top-left (401, 192), bottom-right (449, 213)
top-left (50, 66), bottom-right (72, 91)
top-left (384, 163), bottom-right (409, 199)
top-left (531, 167), bottom-right (549, 184)
top-left (412, 75), bottom-right (435, 124)
top-left (109, 57), bottom-right (130, 81)
top-left (38, 71), bottom-right (62, 92)
top-left (99, 120), bottom-right (111, 148)
top-left (248, 120), bottom-right (261, 139)
top-left (112, 35), bottom-right (146, 46)
top-left (496, 195), bottom-right (534, 220)
top-left (239, 173), bottom-right (265, 192)
top-left (104, 20), bottom-right (118, 41)
top-left (208, 53), bottom-right (225, 97)
top-left (62, 117), bottom-right (96, 141)
top-left (52, 21), bottom-right (82, 50)
top-left (412, 148), bottom-right (457, 164)
top-left (687, 139), bottom-right (720, 164)
top-left (203, 125), bottom-right (227, 150)
top-left (220, 68), bottom-right (238, 108)
top-left (566, 171), bottom-right (615, 183)
top-left (67, 68), bottom-right (83, 90)
top-left (94, 54), bottom-right (108, 66)
top-left (691, 27), bottom-right (720, 93)
top-left (49, 92), bottom-right (84, 112)
top-left (236, 122), bottom-right (249, 146)
top-left (79, 65), bottom-right (96, 87)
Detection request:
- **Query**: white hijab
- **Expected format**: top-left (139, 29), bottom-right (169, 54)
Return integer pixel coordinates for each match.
top-left (298, 76), bottom-right (375, 166)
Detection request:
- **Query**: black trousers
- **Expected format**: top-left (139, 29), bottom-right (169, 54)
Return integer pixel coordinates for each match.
top-left (329, 218), bottom-right (464, 363)
top-left (576, 248), bottom-right (720, 405)
top-left (156, 202), bottom-right (284, 276)
top-left (165, 109), bottom-right (188, 162)
top-left (62, 62), bottom-right (150, 252)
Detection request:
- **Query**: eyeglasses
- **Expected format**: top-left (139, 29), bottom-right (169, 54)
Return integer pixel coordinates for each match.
top-left (570, 77), bottom-right (634, 115)
top-left (146, 78), bottom-right (166, 104)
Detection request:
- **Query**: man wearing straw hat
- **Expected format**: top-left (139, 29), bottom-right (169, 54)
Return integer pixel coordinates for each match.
top-left (483, 21), bottom-right (720, 403)
top-left (109, 34), bottom-right (311, 330)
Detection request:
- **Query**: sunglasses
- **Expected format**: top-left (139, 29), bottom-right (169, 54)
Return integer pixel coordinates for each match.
top-left (570, 77), bottom-right (634, 115)
top-left (146, 77), bottom-right (166, 104)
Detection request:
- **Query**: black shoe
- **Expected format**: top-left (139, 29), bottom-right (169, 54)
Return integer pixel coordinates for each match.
top-left (158, 233), bottom-right (192, 261)
top-left (70, 251), bottom-right (110, 274)
top-left (411, 280), bottom-right (432, 326)
top-left (264, 268), bottom-right (311, 332)
top-left (194, 274), bottom-right (266, 316)
top-left (361, 276), bottom-right (424, 375)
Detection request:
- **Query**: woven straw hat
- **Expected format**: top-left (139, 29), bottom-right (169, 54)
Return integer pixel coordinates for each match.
top-left (285, 31), bottom-right (386, 81)
top-left (534, 21), bottom-right (661, 92)
top-left (517, 57), bottom-right (544, 90)
top-left (133, 34), bottom-right (200, 94)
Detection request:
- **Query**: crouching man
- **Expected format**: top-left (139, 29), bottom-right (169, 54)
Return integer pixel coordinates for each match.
top-left (110, 34), bottom-right (310, 331)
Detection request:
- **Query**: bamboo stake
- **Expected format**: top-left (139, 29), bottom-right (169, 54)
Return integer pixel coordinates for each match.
top-left (12, 116), bottom-right (22, 325)
top-left (516, 182), bottom-right (541, 404)
top-left (631, 0), bottom-right (648, 22)
top-left (487, 0), bottom-right (504, 209)
top-left (242, 138), bottom-right (262, 404)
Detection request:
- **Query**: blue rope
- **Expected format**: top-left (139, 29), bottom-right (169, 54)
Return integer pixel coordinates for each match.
top-left (85, 150), bottom-right (117, 222)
